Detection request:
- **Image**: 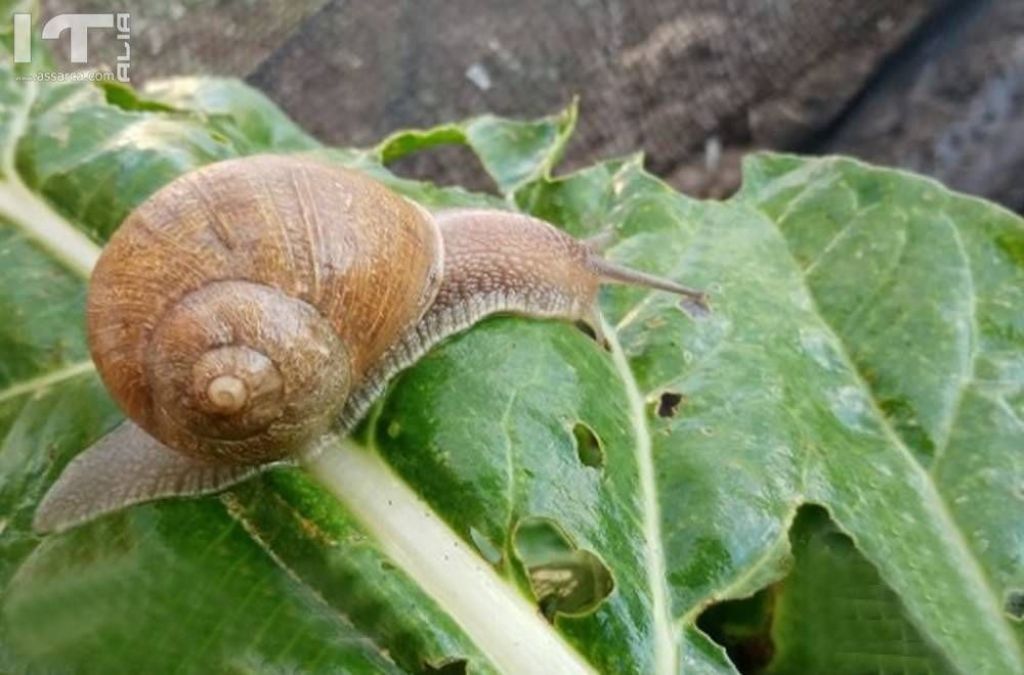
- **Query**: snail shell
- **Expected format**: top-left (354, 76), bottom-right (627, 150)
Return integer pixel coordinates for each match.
top-left (35, 155), bottom-right (706, 533)
top-left (86, 155), bottom-right (442, 465)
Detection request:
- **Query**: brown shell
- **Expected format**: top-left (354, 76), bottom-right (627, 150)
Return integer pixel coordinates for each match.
top-left (86, 155), bottom-right (443, 463)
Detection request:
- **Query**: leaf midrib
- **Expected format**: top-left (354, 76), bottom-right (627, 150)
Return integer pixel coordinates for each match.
top-left (0, 79), bottom-right (101, 278)
top-left (305, 441), bottom-right (596, 675)
top-left (930, 212), bottom-right (979, 468)
top-left (601, 316), bottom-right (677, 674)
top-left (0, 361), bottom-right (95, 404)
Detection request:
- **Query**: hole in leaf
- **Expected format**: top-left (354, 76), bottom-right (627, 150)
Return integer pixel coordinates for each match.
top-left (421, 657), bottom-right (468, 674)
top-left (572, 422), bottom-right (604, 469)
top-left (387, 143), bottom-right (495, 193)
top-left (574, 320), bottom-right (610, 351)
top-left (574, 320), bottom-right (596, 340)
top-left (657, 391), bottom-right (685, 418)
top-left (513, 517), bottom-right (614, 621)
top-left (1005, 590), bottom-right (1024, 621)
top-left (696, 587), bottom-right (776, 673)
top-left (98, 81), bottom-right (178, 113)
top-left (878, 396), bottom-right (935, 458)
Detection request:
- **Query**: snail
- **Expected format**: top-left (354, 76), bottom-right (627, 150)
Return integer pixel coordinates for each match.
top-left (34, 155), bottom-right (706, 533)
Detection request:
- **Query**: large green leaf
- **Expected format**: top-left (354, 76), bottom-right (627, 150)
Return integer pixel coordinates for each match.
top-left (699, 506), bottom-right (957, 674)
top-left (767, 506), bottom-right (955, 674)
top-left (0, 17), bottom-right (1022, 675)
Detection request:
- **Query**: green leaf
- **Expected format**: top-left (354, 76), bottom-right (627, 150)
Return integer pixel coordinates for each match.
top-left (766, 506), bottom-right (955, 674)
top-left (374, 101), bottom-right (577, 195)
top-left (139, 76), bottom-right (321, 153)
top-left (698, 506), bottom-right (958, 674)
top-left (0, 47), bottom-right (1021, 675)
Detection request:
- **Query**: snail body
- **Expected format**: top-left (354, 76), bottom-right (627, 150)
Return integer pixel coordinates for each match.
top-left (35, 155), bottom-right (705, 533)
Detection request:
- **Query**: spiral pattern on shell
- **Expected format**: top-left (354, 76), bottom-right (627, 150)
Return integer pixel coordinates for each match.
top-left (86, 155), bottom-right (443, 464)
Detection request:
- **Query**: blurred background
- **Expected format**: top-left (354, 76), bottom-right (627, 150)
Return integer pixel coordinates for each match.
top-left (41, 0), bottom-right (1024, 209)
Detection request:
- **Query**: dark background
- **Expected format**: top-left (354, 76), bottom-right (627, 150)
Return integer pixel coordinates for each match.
top-left (43, 0), bottom-right (1024, 209)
